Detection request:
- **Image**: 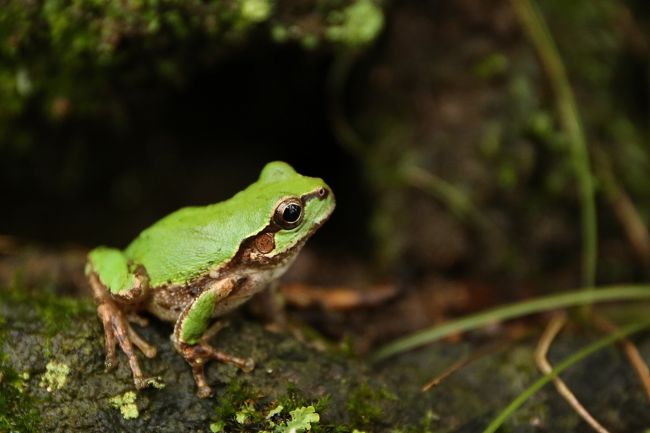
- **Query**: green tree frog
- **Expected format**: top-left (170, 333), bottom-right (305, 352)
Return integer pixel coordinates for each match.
top-left (86, 161), bottom-right (335, 398)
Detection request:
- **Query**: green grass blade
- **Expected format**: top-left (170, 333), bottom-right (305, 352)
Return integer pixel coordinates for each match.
top-left (372, 285), bottom-right (650, 362)
top-left (512, 0), bottom-right (597, 290)
top-left (482, 320), bottom-right (650, 433)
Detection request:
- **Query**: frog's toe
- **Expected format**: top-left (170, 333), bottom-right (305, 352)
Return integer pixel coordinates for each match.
top-left (104, 354), bottom-right (118, 371)
top-left (134, 376), bottom-right (165, 390)
top-left (145, 376), bottom-right (166, 389)
top-left (97, 304), bottom-right (119, 369)
top-left (133, 376), bottom-right (148, 390)
top-left (197, 384), bottom-right (213, 399)
top-left (103, 339), bottom-right (119, 370)
top-left (241, 358), bottom-right (255, 373)
top-left (127, 326), bottom-right (157, 358)
top-left (141, 345), bottom-right (157, 359)
top-left (99, 303), bottom-right (149, 388)
top-left (127, 312), bottom-right (150, 327)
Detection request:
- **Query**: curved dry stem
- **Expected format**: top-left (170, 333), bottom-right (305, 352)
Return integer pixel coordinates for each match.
top-left (482, 320), bottom-right (650, 433)
top-left (593, 314), bottom-right (650, 402)
top-left (595, 149), bottom-right (650, 269)
top-left (535, 313), bottom-right (610, 433)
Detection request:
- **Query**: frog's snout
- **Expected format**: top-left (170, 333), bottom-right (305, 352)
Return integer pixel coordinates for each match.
top-left (317, 186), bottom-right (336, 212)
top-left (316, 186), bottom-right (329, 199)
top-left (303, 185), bottom-right (334, 205)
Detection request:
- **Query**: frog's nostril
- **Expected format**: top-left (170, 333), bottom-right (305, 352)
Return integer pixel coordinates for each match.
top-left (317, 187), bottom-right (328, 199)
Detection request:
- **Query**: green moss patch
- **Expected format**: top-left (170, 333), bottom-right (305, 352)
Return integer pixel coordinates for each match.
top-left (38, 360), bottom-right (70, 392)
top-left (0, 315), bottom-right (40, 433)
top-left (109, 391), bottom-right (139, 420)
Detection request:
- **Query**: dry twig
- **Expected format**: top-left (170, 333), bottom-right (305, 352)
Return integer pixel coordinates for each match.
top-left (593, 314), bottom-right (650, 402)
top-left (422, 327), bottom-right (530, 392)
top-left (421, 343), bottom-right (500, 392)
top-left (535, 313), bottom-right (610, 433)
top-left (596, 150), bottom-right (650, 269)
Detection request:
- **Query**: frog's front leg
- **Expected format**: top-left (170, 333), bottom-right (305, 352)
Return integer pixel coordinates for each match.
top-left (172, 277), bottom-right (255, 398)
top-left (86, 247), bottom-right (156, 389)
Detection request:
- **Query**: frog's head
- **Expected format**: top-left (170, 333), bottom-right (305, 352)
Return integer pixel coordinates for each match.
top-left (242, 161), bottom-right (335, 265)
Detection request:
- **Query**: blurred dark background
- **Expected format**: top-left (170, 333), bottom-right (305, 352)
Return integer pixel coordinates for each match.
top-left (1, 0), bottom-right (649, 290)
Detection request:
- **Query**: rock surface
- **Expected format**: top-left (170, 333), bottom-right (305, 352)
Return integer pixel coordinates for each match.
top-left (2, 287), bottom-right (649, 432)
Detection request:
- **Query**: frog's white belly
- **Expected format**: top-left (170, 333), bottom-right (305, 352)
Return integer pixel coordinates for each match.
top-left (146, 248), bottom-right (297, 323)
top-left (211, 263), bottom-right (290, 318)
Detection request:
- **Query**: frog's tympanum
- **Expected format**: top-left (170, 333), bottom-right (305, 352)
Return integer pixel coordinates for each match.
top-left (86, 161), bottom-right (335, 397)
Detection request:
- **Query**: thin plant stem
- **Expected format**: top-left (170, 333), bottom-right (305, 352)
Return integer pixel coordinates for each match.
top-left (421, 333), bottom-right (525, 392)
top-left (372, 285), bottom-right (650, 362)
top-left (595, 149), bottom-right (650, 268)
top-left (482, 320), bottom-right (650, 433)
top-left (327, 51), bottom-right (365, 157)
top-left (511, 0), bottom-right (598, 290)
top-left (534, 313), bottom-right (610, 433)
top-left (593, 314), bottom-right (650, 401)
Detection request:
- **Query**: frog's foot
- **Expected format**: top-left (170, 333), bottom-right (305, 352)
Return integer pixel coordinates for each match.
top-left (128, 325), bottom-right (157, 358)
top-left (202, 320), bottom-right (229, 341)
top-left (250, 284), bottom-right (288, 333)
top-left (97, 302), bottom-right (157, 389)
top-left (128, 312), bottom-right (150, 327)
top-left (179, 341), bottom-right (255, 398)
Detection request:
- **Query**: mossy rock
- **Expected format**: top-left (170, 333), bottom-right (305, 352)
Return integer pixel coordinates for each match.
top-left (1, 287), bottom-right (650, 432)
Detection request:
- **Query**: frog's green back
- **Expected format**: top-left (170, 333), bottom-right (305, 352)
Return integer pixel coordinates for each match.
top-left (124, 162), bottom-right (330, 287)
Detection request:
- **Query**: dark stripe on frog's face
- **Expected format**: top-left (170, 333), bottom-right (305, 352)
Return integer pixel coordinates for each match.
top-left (222, 186), bottom-right (334, 268)
top-left (301, 185), bottom-right (331, 204)
top-left (270, 185), bottom-right (335, 255)
top-left (213, 184), bottom-right (335, 277)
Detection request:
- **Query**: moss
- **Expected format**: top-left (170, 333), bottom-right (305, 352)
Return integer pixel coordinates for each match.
top-left (0, 316), bottom-right (40, 432)
top-left (211, 380), bottom-right (261, 431)
top-left (238, 0), bottom-right (272, 23)
top-left (301, 34), bottom-right (320, 50)
top-left (109, 391), bottom-right (139, 420)
top-left (38, 360), bottom-right (70, 392)
top-left (282, 405), bottom-right (320, 432)
top-left (4, 283), bottom-right (644, 431)
top-left (209, 381), bottom-right (360, 433)
top-left (271, 24), bottom-right (289, 43)
top-left (325, 0), bottom-right (384, 47)
top-left (479, 121), bottom-right (503, 158)
top-left (474, 52), bottom-right (509, 79)
top-left (0, 0), bottom-right (387, 163)
top-left (4, 288), bottom-right (94, 338)
top-left (346, 381), bottom-right (397, 428)
top-left (0, 363), bottom-right (40, 432)
top-left (0, 0), bottom-right (277, 150)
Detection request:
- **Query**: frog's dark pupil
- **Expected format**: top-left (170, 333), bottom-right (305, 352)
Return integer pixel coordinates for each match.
top-left (283, 204), bottom-right (301, 223)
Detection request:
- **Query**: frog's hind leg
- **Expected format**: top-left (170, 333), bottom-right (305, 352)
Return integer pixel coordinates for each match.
top-left (86, 247), bottom-right (155, 389)
top-left (172, 277), bottom-right (255, 398)
top-left (128, 312), bottom-right (150, 327)
top-left (127, 325), bottom-right (157, 358)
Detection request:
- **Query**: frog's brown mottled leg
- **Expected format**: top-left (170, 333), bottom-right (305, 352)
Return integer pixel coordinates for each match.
top-left (88, 269), bottom-right (153, 389)
top-left (128, 326), bottom-right (157, 358)
top-left (126, 312), bottom-right (156, 357)
top-left (250, 282), bottom-right (288, 332)
top-left (127, 312), bottom-right (150, 327)
top-left (201, 320), bottom-right (229, 341)
top-left (179, 341), bottom-right (255, 398)
top-left (172, 277), bottom-right (255, 398)
top-left (97, 303), bottom-right (119, 368)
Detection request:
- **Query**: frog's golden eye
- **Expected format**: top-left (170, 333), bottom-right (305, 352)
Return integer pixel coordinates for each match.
top-left (274, 197), bottom-right (303, 229)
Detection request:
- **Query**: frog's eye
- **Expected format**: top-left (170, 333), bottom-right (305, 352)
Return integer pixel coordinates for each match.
top-left (274, 198), bottom-right (303, 229)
